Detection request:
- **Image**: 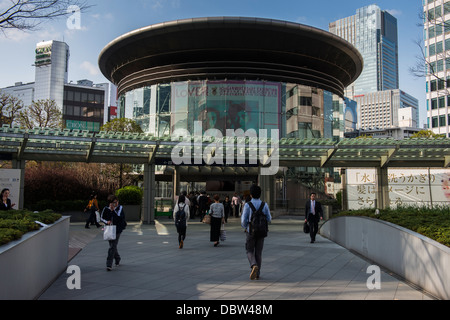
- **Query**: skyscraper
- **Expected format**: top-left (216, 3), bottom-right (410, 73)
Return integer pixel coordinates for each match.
top-left (329, 4), bottom-right (419, 133)
top-left (423, 0), bottom-right (450, 137)
top-left (1, 40), bottom-right (116, 132)
top-left (329, 4), bottom-right (399, 98)
top-left (34, 40), bottom-right (70, 110)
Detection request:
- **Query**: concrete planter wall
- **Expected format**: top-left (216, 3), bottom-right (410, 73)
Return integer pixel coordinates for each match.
top-left (122, 205), bottom-right (141, 222)
top-left (320, 216), bottom-right (450, 300)
top-left (0, 216), bottom-right (70, 300)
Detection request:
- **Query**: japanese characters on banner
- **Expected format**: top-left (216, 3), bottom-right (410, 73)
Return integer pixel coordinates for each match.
top-left (347, 168), bottom-right (450, 210)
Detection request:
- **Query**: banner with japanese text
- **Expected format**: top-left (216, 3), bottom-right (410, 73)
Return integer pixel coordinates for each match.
top-left (347, 168), bottom-right (450, 209)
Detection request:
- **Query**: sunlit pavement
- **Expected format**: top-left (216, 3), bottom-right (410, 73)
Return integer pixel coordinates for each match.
top-left (39, 216), bottom-right (435, 300)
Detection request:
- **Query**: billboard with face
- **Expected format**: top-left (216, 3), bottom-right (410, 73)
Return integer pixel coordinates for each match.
top-left (171, 80), bottom-right (281, 134)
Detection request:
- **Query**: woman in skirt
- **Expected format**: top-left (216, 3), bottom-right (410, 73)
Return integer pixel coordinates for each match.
top-left (209, 194), bottom-right (225, 247)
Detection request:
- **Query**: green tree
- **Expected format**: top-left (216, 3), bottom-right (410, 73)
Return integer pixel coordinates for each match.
top-left (410, 130), bottom-right (445, 139)
top-left (18, 99), bottom-right (63, 129)
top-left (0, 91), bottom-right (24, 126)
top-left (100, 118), bottom-right (143, 133)
top-left (100, 118), bottom-right (143, 188)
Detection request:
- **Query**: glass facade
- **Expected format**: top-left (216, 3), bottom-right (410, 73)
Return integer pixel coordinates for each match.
top-left (119, 80), bottom-right (341, 199)
top-left (118, 80), bottom-right (336, 141)
top-left (329, 4), bottom-right (399, 97)
top-left (424, 0), bottom-right (450, 137)
top-left (34, 41), bottom-right (70, 111)
top-left (63, 85), bottom-right (105, 132)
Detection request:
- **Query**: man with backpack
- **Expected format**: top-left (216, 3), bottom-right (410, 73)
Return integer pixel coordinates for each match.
top-left (241, 185), bottom-right (272, 280)
top-left (174, 194), bottom-right (190, 249)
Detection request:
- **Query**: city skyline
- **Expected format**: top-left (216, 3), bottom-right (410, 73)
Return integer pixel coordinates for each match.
top-left (0, 0), bottom-right (426, 125)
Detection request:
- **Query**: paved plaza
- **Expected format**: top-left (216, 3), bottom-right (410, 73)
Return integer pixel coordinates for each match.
top-left (39, 216), bottom-right (435, 301)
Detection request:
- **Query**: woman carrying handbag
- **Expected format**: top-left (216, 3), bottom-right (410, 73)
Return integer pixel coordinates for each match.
top-left (100, 195), bottom-right (127, 271)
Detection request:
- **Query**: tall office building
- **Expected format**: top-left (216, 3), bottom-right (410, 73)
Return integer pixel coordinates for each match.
top-left (34, 40), bottom-right (70, 110)
top-left (354, 89), bottom-right (419, 129)
top-left (1, 40), bottom-right (117, 132)
top-left (329, 4), bottom-right (399, 97)
top-left (423, 0), bottom-right (450, 137)
top-left (330, 4), bottom-right (420, 132)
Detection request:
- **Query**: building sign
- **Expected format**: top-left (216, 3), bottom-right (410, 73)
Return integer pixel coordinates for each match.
top-left (0, 169), bottom-right (21, 209)
top-left (65, 120), bottom-right (100, 132)
top-left (347, 168), bottom-right (450, 210)
top-left (35, 44), bottom-right (52, 66)
top-left (109, 106), bottom-right (117, 121)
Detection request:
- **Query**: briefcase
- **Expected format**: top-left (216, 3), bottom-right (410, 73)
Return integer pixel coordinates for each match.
top-left (303, 222), bottom-right (310, 234)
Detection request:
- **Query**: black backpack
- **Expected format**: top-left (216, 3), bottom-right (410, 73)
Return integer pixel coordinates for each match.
top-left (175, 204), bottom-right (187, 228)
top-left (248, 202), bottom-right (268, 238)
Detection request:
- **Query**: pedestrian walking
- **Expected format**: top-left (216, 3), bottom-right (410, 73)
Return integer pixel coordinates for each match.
top-left (209, 194), bottom-right (225, 247)
top-left (101, 194), bottom-right (127, 271)
top-left (222, 195), bottom-right (232, 223)
top-left (241, 185), bottom-right (271, 280)
top-left (189, 191), bottom-right (198, 219)
top-left (173, 194), bottom-right (190, 249)
top-left (84, 191), bottom-right (101, 229)
top-left (304, 192), bottom-right (323, 243)
top-left (232, 192), bottom-right (241, 217)
top-left (198, 191), bottom-right (209, 222)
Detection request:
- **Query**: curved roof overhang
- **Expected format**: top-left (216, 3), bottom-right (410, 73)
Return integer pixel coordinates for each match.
top-left (99, 17), bottom-right (363, 97)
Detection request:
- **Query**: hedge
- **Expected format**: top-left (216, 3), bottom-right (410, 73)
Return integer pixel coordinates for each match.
top-left (0, 210), bottom-right (62, 246)
top-left (116, 186), bottom-right (143, 205)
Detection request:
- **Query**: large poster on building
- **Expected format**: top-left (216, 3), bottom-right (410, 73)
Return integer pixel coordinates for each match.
top-left (347, 168), bottom-right (450, 210)
top-left (347, 168), bottom-right (377, 210)
top-left (0, 169), bottom-right (21, 210)
top-left (171, 81), bottom-right (281, 134)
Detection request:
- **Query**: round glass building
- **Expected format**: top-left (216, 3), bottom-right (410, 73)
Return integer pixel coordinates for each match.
top-left (99, 17), bottom-right (363, 208)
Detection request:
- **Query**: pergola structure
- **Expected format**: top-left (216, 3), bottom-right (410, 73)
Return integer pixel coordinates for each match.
top-left (1, 125), bottom-right (449, 222)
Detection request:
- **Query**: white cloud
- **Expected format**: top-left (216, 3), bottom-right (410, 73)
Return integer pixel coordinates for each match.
top-left (80, 61), bottom-right (100, 76)
top-left (0, 28), bottom-right (32, 43)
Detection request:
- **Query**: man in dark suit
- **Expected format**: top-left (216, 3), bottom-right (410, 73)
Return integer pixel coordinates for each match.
top-left (304, 192), bottom-right (323, 243)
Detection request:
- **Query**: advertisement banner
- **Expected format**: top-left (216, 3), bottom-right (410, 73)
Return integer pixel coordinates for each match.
top-left (171, 80), bottom-right (281, 135)
top-left (347, 168), bottom-right (377, 210)
top-left (347, 168), bottom-right (450, 209)
top-left (0, 169), bottom-right (21, 210)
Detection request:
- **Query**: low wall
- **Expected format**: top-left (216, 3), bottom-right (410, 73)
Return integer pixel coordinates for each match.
top-left (0, 216), bottom-right (70, 300)
top-left (320, 216), bottom-right (450, 300)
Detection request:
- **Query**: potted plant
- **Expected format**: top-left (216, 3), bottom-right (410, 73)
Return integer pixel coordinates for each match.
top-left (115, 186), bottom-right (143, 221)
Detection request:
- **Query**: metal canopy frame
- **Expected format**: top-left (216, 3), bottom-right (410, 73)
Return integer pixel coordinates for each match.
top-left (1, 125), bottom-right (450, 169)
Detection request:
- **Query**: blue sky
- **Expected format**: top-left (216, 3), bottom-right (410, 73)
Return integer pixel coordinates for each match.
top-left (0, 0), bottom-right (427, 125)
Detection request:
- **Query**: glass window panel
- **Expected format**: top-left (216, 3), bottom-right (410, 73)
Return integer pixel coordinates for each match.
top-left (171, 112), bottom-right (189, 133)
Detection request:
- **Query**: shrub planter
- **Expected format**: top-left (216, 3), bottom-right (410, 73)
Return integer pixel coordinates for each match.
top-left (320, 216), bottom-right (450, 300)
top-left (0, 216), bottom-right (70, 300)
top-left (122, 205), bottom-right (141, 222)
